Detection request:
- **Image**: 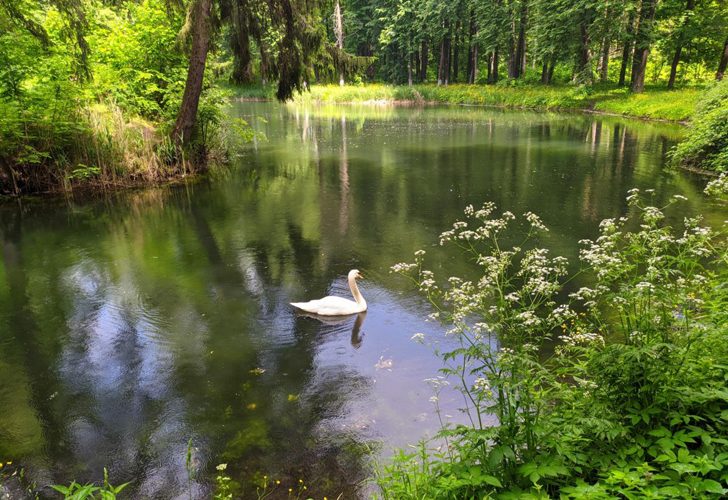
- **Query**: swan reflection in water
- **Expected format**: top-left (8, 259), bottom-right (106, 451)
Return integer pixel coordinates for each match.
top-left (295, 311), bottom-right (367, 348)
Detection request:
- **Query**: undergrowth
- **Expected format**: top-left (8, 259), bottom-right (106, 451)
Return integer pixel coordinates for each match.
top-left (380, 185), bottom-right (728, 499)
top-left (670, 79), bottom-right (728, 173)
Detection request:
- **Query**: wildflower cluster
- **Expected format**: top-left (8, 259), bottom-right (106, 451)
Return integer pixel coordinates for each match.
top-left (575, 189), bottom-right (718, 346)
top-left (392, 206), bottom-right (571, 348)
top-left (251, 474), bottom-right (312, 500)
top-left (704, 172), bottom-right (728, 198)
top-left (382, 190), bottom-right (728, 500)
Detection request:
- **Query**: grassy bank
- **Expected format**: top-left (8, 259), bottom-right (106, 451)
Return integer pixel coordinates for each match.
top-left (234, 83), bottom-right (701, 122)
top-left (0, 100), bottom-right (207, 196)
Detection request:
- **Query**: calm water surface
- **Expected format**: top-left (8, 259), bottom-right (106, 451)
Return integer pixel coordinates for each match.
top-left (0, 102), bottom-right (721, 498)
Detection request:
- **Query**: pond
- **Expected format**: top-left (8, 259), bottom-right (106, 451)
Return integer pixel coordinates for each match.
top-left (0, 102), bottom-right (721, 498)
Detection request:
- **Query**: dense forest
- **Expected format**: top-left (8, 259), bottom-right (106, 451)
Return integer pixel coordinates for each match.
top-left (284, 0), bottom-right (728, 89)
top-left (0, 0), bottom-right (727, 193)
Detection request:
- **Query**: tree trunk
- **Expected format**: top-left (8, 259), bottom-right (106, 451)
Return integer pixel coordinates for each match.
top-left (334, 0), bottom-right (345, 86)
top-left (667, 0), bottom-right (695, 89)
top-left (599, 36), bottom-right (610, 82)
top-left (541, 61), bottom-right (549, 83)
top-left (465, 18), bottom-right (473, 83)
top-left (230, 5), bottom-right (253, 84)
top-left (576, 20), bottom-right (592, 82)
top-left (470, 45), bottom-right (478, 83)
top-left (466, 12), bottom-right (477, 84)
top-left (172, 0), bottom-right (213, 146)
top-left (438, 31), bottom-right (446, 85)
top-left (446, 34), bottom-right (453, 83)
top-left (452, 29), bottom-right (460, 82)
top-left (548, 59), bottom-right (555, 82)
top-left (717, 38), bottom-right (728, 80)
top-left (492, 47), bottom-right (500, 83)
top-left (516, 1), bottom-right (528, 76)
top-left (408, 51), bottom-right (413, 86)
top-left (631, 0), bottom-right (657, 93)
top-left (508, 17), bottom-right (518, 78)
top-left (466, 45), bottom-right (473, 83)
top-left (420, 39), bottom-right (428, 82)
top-left (438, 25), bottom-right (451, 85)
top-left (618, 10), bottom-right (635, 87)
top-left (667, 46), bottom-right (683, 89)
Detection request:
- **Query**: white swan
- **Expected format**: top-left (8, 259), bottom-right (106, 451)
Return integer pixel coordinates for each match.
top-left (291, 269), bottom-right (367, 316)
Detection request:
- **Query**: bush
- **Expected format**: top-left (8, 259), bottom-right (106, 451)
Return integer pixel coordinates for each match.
top-left (382, 189), bottom-right (728, 499)
top-left (670, 79), bottom-right (728, 172)
top-left (0, 0), bottom-right (233, 194)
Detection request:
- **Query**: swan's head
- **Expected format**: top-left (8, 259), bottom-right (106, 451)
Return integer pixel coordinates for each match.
top-left (348, 269), bottom-right (363, 280)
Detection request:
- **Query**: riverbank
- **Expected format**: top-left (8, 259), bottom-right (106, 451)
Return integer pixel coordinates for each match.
top-left (0, 100), bottom-right (231, 197)
top-left (232, 83), bottom-right (701, 123)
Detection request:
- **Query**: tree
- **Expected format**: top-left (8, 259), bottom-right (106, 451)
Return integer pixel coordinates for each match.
top-left (334, 0), bottom-right (345, 85)
top-left (631, 0), bottom-right (658, 92)
top-left (172, 0), bottom-right (213, 146)
top-left (666, 0), bottom-right (696, 89)
top-left (718, 38), bottom-right (728, 80)
top-left (618, 6), bottom-right (636, 86)
top-left (172, 0), bottom-right (327, 148)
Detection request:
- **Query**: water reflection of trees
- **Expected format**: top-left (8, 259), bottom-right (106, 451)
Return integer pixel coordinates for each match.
top-left (0, 187), bottom-right (377, 497)
top-left (254, 102), bottom-right (706, 267)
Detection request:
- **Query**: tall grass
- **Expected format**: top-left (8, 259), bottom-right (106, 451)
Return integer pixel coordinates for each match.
top-left (0, 100), bottom-right (213, 195)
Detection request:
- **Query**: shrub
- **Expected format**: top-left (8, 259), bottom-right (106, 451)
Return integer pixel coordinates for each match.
top-left (670, 79), bottom-right (728, 172)
top-left (382, 190), bottom-right (728, 498)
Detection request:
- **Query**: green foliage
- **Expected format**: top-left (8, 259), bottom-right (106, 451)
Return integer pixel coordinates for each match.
top-left (51, 468), bottom-right (129, 499)
top-left (383, 189), bottom-right (728, 498)
top-left (315, 0), bottom-right (728, 88)
top-left (88, 1), bottom-right (187, 121)
top-left (284, 83), bottom-right (699, 122)
top-left (0, 0), bottom-right (234, 194)
top-left (591, 87), bottom-right (699, 121)
top-left (213, 464), bottom-right (235, 500)
top-left (670, 79), bottom-right (728, 172)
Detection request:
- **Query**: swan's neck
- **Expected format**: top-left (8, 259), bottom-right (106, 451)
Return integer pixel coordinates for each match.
top-left (348, 276), bottom-right (367, 308)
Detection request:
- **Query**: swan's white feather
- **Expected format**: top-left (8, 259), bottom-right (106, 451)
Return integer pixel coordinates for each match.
top-left (290, 296), bottom-right (364, 315)
top-left (291, 270), bottom-right (367, 316)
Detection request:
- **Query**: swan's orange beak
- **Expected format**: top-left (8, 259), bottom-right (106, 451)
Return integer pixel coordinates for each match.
top-left (356, 272), bottom-right (364, 279)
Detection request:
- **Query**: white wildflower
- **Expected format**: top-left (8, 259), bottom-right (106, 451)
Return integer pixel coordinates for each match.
top-left (524, 211), bottom-right (548, 231)
top-left (473, 377), bottom-right (490, 391)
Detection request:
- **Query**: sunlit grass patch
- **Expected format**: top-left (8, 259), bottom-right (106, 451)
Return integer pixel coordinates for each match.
top-left (239, 82), bottom-right (704, 123)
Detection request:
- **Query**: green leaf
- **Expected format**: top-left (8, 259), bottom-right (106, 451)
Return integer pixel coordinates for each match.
top-left (51, 485), bottom-right (71, 495)
top-left (481, 475), bottom-right (502, 488)
top-left (699, 479), bottom-right (726, 494)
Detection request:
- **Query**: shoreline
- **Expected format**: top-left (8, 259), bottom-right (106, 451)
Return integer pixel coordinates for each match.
top-left (235, 95), bottom-right (692, 125)
top-left (231, 83), bottom-right (700, 123)
top-left (1, 85), bottom-right (712, 198)
top-left (0, 165), bottom-right (209, 201)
